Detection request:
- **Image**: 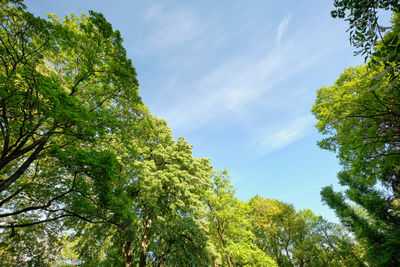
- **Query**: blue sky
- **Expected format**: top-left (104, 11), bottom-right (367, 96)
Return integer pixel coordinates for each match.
top-left (26, 0), bottom-right (367, 222)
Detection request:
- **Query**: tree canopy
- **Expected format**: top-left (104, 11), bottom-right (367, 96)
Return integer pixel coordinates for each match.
top-left (0, 0), bottom-right (145, 230)
top-left (313, 9), bottom-right (400, 267)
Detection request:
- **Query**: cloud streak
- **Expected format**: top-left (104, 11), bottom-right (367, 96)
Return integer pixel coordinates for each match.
top-left (160, 34), bottom-right (327, 131)
top-left (144, 4), bottom-right (201, 48)
top-left (276, 13), bottom-right (291, 45)
top-left (143, 6), bottom-right (347, 156)
top-left (253, 115), bottom-right (313, 156)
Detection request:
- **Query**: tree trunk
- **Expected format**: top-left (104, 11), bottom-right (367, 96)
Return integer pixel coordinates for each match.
top-left (139, 218), bottom-right (152, 267)
top-left (0, 122), bottom-right (57, 193)
top-left (320, 228), bottom-right (349, 267)
top-left (283, 242), bottom-right (294, 267)
top-left (157, 252), bottom-right (166, 267)
top-left (213, 217), bottom-right (234, 266)
top-left (121, 240), bottom-right (133, 267)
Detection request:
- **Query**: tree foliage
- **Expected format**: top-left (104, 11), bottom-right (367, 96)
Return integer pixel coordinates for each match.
top-left (60, 117), bottom-right (212, 267)
top-left (0, 0), bottom-right (145, 231)
top-left (313, 10), bottom-right (400, 267)
top-left (249, 197), bottom-right (364, 267)
top-left (331, 0), bottom-right (400, 57)
top-left (249, 197), bottom-right (298, 267)
top-left (130, 117), bottom-right (212, 267)
top-left (206, 171), bottom-right (276, 267)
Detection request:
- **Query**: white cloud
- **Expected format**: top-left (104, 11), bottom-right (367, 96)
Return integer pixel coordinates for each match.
top-left (254, 115), bottom-right (313, 156)
top-left (160, 37), bottom-right (326, 131)
top-left (144, 4), bottom-right (201, 48)
top-left (144, 9), bottom-right (346, 155)
top-left (276, 13), bottom-right (291, 45)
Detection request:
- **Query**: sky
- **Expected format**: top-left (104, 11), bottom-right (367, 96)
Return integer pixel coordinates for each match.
top-left (25, 0), bottom-right (368, 222)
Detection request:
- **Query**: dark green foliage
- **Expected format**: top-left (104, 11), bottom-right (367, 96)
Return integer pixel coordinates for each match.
top-left (331, 0), bottom-right (400, 58)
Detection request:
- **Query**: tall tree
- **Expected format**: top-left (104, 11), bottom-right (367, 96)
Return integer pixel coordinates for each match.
top-left (207, 171), bottom-right (276, 267)
top-left (249, 197), bottom-right (300, 267)
top-left (0, 0), bottom-right (144, 230)
top-left (70, 117), bottom-right (212, 267)
top-left (312, 15), bottom-right (400, 264)
top-left (131, 117), bottom-right (212, 267)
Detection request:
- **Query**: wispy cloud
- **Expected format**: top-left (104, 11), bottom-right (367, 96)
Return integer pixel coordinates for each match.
top-left (160, 36), bottom-right (326, 131)
top-left (253, 115), bottom-right (313, 156)
top-left (144, 4), bottom-right (201, 48)
top-left (145, 8), bottom-right (346, 155)
top-left (276, 13), bottom-right (291, 45)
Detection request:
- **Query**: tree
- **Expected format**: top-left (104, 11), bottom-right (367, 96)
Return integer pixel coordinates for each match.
top-left (249, 197), bottom-right (300, 267)
top-left (293, 210), bottom-right (366, 267)
top-left (0, 0), bottom-right (144, 230)
top-left (249, 198), bottom-right (365, 267)
top-left (69, 117), bottom-right (212, 267)
top-left (0, 1), bottom-right (147, 262)
top-left (207, 172), bottom-right (276, 267)
top-left (312, 16), bottom-right (400, 264)
top-left (130, 117), bottom-right (212, 267)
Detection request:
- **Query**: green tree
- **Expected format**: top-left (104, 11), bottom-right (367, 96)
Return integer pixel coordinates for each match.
top-left (207, 172), bottom-right (276, 267)
top-left (249, 197), bottom-right (300, 267)
top-left (0, 0), bottom-right (143, 229)
top-left (249, 199), bottom-right (365, 267)
top-left (0, 1), bottom-right (146, 263)
top-left (131, 117), bottom-right (212, 267)
top-left (312, 20), bottom-right (400, 264)
top-left (69, 117), bottom-right (212, 267)
top-left (293, 210), bottom-right (366, 267)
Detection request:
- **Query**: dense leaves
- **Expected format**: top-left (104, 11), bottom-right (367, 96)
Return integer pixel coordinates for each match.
top-left (249, 198), bottom-right (364, 267)
top-left (0, 0), bottom-right (144, 231)
top-left (206, 171), bottom-right (275, 267)
top-left (313, 8), bottom-right (400, 267)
